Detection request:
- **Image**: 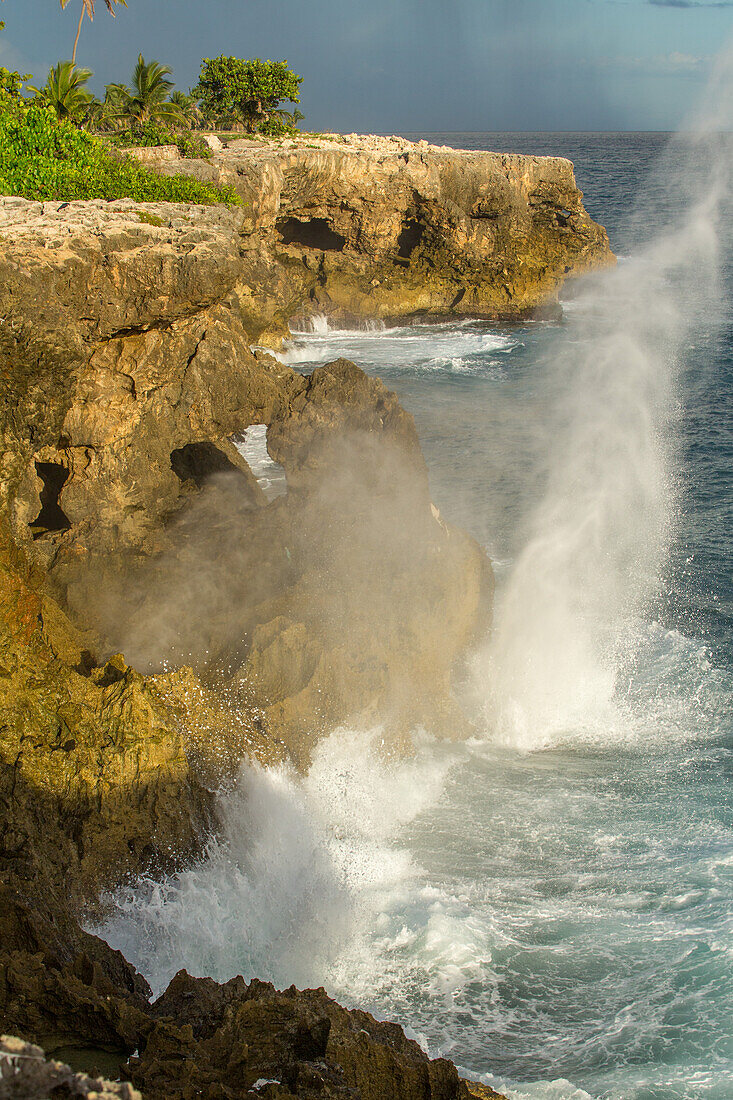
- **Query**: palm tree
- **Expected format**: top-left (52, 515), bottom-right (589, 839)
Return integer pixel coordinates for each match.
top-left (119, 55), bottom-right (185, 128)
top-left (104, 81), bottom-right (129, 108)
top-left (59, 0), bottom-right (127, 66)
top-left (169, 90), bottom-right (201, 128)
top-left (28, 60), bottom-right (93, 123)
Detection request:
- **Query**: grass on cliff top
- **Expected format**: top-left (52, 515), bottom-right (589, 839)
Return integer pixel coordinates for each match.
top-left (0, 100), bottom-right (241, 206)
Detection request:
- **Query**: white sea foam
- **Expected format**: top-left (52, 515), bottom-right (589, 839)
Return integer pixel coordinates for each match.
top-left (233, 423), bottom-right (287, 499)
top-left (279, 315), bottom-right (517, 373)
top-left (95, 728), bottom-right (454, 998)
top-left (94, 54), bottom-right (733, 1100)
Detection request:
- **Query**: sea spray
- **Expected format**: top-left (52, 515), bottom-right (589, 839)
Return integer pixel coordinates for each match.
top-left (95, 728), bottom-right (452, 998)
top-left (471, 58), bottom-right (732, 751)
top-left (91, 62), bottom-right (733, 1100)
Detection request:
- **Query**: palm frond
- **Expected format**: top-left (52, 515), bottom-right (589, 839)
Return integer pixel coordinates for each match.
top-left (60, 0), bottom-right (126, 18)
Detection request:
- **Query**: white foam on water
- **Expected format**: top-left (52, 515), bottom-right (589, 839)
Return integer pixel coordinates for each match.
top-left (94, 728), bottom-right (455, 999)
top-left (279, 314), bottom-right (518, 374)
top-left (463, 1078), bottom-right (597, 1100)
top-left (93, 52), bottom-right (733, 1100)
top-left (233, 423), bottom-right (287, 500)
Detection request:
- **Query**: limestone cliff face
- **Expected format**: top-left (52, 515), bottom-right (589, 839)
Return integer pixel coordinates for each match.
top-left (0, 197), bottom-right (491, 770)
top-left (147, 132), bottom-right (613, 339)
top-left (0, 142), bottom-right (607, 1082)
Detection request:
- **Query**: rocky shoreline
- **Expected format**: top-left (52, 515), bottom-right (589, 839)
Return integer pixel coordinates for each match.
top-left (120, 131), bottom-right (613, 341)
top-left (0, 135), bottom-right (611, 1097)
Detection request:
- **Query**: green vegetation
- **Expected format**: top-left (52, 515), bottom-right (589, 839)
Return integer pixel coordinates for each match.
top-left (0, 65), bottom-right (29, 99)
top-left (27, 60), bottom-right (93, 122)
top-left (110, 119), bottom-right (212, 159)
top-left (0, 98), bottom-right (239, 204)
top-left (194, 56), bottom-right (302, 134)
top-left (169, 90), bottom-right (201, 127)
top-left (0, 9), bottom-right (307, 203)
top-left (115, 54), bottom-right (185, 127)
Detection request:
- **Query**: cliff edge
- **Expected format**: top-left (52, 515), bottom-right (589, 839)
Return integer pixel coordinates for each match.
top-left (0, 137), bottom-right (608, 1095)
top-left (131, 131), bottom-right (613, 340)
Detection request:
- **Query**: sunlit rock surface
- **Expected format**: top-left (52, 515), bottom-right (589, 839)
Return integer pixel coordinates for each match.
top-left (0, 138), bottom-right (605, 1091)
top-left (0, 201), bottom-right (491, 766)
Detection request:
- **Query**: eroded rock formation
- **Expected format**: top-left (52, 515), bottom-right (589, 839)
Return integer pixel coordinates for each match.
top-left (0, 197), bottom-right (492, 772)
top-left (0, 138), bottom-right (609, 1095)
top-left (132, 132), bottom-right (613, 339)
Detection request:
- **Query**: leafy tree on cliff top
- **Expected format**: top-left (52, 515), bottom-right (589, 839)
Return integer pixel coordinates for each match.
top-left (194, 56), bottom-right (302, 133)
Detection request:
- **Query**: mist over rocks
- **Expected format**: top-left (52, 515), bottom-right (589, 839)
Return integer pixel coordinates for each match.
top-left (0, 139), bottom-right (605, 1093)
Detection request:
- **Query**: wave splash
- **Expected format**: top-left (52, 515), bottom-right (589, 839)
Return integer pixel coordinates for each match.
top-left (95, 728), bottom-right (452, 998)
top-left (470, 56), bottom-right (732, 752)
top-left (94, 52), bottom-right (733, 1100)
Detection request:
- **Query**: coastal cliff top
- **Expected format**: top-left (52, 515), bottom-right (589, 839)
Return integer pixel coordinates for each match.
top-left (214, 130), bottom-right (572, 167)
top-left (0, 194), bottom-right (241, 241)
top-left (121, 129), bottom-right (579, 179)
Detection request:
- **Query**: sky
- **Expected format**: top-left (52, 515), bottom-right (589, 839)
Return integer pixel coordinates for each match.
top-left (1, 0), bottom-right (732, 131)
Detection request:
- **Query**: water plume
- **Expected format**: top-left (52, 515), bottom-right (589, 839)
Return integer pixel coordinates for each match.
top-left (472, 49), bottom-right (733, 750)
top-left (94, 727), bottom-right (452, 998)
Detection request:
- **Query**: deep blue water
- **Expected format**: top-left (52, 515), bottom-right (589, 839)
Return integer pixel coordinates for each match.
top-left (100, 133), bottom-right (733, 1100)
top-left (277, 133), bottom-right (733, 1099)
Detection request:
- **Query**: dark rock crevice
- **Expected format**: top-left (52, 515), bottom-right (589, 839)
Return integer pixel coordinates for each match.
top-left (276, 216), bottom-right (346, 252)
top-left (170, 442), bottom-right (244, 489)
top-left (29, 462), bottom-right (71, 539)
top-left (396, 215), bottom-right (426, 261)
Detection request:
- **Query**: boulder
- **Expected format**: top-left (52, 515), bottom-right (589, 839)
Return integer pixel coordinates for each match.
top-left (0, 1035), bottom-right (141, 1100)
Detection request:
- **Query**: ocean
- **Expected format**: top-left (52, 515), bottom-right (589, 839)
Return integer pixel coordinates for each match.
top-left (97, 129), bottom-right (733, 1100)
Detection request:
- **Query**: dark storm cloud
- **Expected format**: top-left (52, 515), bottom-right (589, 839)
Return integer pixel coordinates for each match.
top-left (3, 0), bottom-right (731, 130)
top-left (647, 1), bottom-right (733, 9)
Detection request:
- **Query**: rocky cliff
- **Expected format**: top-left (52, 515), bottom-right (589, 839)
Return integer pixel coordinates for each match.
top-left (134, 132), bottom-right (613, 340)
top-left (0, 136), bottom-right (609, 1096)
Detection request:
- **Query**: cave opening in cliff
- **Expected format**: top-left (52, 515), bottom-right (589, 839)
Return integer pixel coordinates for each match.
top-left (29, 461), bottom-right (72, 539)
top-left (396, 217), bottom-right (426, 262)
top-left (276, 216), bottom-right (346, 251)
top-left (170, 442), bottom-right (244, 489)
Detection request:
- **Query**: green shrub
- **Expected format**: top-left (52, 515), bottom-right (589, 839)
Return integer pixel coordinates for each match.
top-left (111, 120), bottom-right (213, 159)
top-left (175, 129), bottom-right (212, 159)
top-left (0, 66), bottom-right (30, 100)
top-left (0, 100), bottom-right (238, 204)
top-left (194, 56), bottom-right (302, 134)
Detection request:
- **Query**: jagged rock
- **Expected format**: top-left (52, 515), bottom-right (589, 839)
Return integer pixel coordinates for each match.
top-left (0, 1035), bottom-right (141, 1099)
top-left (0, 138), bottom-right (608, 1093)
top-left (463, 1084), bottom-right (508, 1100)
top-left (125, 970), bottom-right (475, 1100)
top-left (0, 888), bottom-right (150, 1059)
top-left (0, 196), bottom-right (493, 763)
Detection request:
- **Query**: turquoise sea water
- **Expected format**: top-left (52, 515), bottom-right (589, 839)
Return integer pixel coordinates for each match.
top-left (99, 131), bottom-right (733, 1100)
top-left (274, 132), bottom-right (733, 1098)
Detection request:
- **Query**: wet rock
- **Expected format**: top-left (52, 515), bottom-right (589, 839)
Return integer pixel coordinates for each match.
top-left (0, 887), bottom-right (150, 1060)
top-left (126, 970), bottom-right (475, 1100)
top-left (0, 139), bottom-right (603, 1092)
top-left (0, 1035), bottom-right (141, 1099)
